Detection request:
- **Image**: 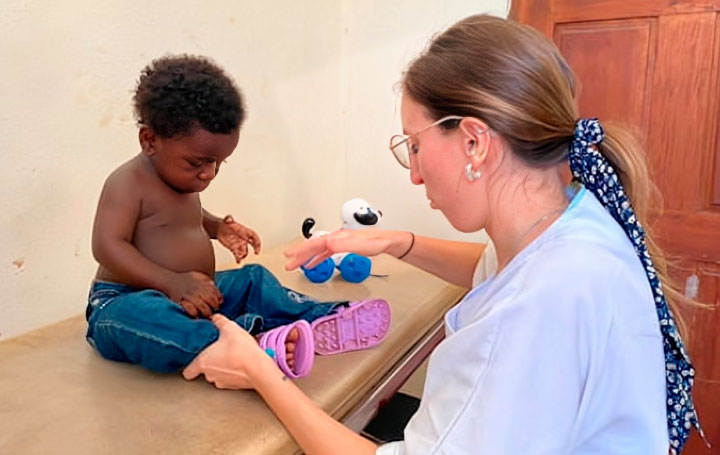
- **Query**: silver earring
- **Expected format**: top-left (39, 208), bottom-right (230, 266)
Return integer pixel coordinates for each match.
top-left (464, 163), bottom-right (482, 181)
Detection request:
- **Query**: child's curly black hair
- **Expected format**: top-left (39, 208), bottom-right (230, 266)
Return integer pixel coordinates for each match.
top-left (133, 54), bottom-right (245, 137)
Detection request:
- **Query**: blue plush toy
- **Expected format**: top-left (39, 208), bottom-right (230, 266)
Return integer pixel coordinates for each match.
top-left (300, 198), bottom-right (382, 284)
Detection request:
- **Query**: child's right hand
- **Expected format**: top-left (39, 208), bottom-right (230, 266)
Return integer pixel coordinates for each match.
top-left (166, 271), bottom-right (223, 318)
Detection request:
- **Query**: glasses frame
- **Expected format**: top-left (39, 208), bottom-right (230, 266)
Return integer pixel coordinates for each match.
top-left (389, 115), bottom-right (464, 169)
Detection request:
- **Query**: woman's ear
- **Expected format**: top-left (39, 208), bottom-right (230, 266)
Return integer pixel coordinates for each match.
top-left (459, 118), bottom-right (492, 164)
top-left (138, 126), bottom-right (156, 156)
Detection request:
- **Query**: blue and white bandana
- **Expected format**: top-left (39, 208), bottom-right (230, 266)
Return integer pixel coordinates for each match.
top-left (569, 118), bottom-right (705, 454)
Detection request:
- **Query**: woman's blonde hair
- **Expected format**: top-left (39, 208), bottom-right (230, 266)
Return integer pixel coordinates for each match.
top-left (403, 14), bottom-right (690, 336)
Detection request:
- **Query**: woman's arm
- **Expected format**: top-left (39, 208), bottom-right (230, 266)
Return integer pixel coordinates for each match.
top-left (401, 235), bottom-right (485, 289)
top-left (253, 358), bottom-right (378, 455)
top-left (183, 315), bottom-right (378, 455)
top-left (283, 229), bottom-right (485, 288)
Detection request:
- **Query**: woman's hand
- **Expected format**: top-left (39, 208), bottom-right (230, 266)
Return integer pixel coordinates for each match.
top-left (183, 314), bottom-right (272, 389)
top-left (284, 228), bottom-right (407, 271)
top-left (185, 317), bottom-right (379, 455)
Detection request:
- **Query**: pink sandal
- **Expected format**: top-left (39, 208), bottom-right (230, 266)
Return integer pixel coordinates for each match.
top-left (257, 320), bottom-right (315, 379)
top-left (312, 299), bottom-right (391, 355)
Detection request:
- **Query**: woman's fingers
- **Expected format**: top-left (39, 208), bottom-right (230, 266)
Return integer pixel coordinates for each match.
top-left (211, 313), bottom-right (232, 328)
top-left (301, 250), bottom-right (333, 270)
top-left (284, 229), bottom-right (390, 271)
top-left (284, 236), bottom-right (330, 270)
top-left (182, 359), bottom-right (202, 380)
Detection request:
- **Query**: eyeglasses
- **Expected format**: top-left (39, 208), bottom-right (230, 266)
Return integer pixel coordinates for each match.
top-left (389, 115), bottom-right (463, 169)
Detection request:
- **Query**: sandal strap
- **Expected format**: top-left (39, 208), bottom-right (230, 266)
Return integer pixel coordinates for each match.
top-left (258, 320), bottom-right (314, 378)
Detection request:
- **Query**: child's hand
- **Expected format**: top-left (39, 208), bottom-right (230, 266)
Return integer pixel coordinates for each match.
top-left (217, 215), bottom-right (262, 263)
top-left (167, 271), bottom-right (223, 318)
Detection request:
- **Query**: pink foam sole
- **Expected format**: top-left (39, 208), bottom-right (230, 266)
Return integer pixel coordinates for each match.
top-left (312, 299), bottom-right (391, 355)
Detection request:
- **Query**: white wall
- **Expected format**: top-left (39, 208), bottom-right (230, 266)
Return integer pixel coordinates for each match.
top-left (0, 0), bottom-right (506, 340)
top-left (340, 0), bottom-right (507, 237)
top-left (0, 0), bottom-right (345, 340)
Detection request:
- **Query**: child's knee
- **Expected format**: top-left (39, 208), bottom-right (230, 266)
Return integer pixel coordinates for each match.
top-left (242, 263), bottom-right (271, 276)
top-left (86, 320), bottom-right (130, 363)
top-left (222, 264), bottom-right (272, 283)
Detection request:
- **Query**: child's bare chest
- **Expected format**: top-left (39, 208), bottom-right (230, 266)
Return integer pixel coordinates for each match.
top-left (138, 187), bottom-right (203, 230)
top-left (131, 184), bottom-right (214, 276)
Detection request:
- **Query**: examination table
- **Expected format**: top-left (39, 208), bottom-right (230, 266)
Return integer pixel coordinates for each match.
top-left (0, 240), bottom-right (465, 454)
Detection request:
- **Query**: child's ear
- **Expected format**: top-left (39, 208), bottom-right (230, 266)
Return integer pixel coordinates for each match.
top-left (138, 126), bottom-right (157, 155)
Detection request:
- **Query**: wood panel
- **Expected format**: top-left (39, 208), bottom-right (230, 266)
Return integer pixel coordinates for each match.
top-left (512, 2), bottom-right (720, 453)
top-left (553, 0), bottom-right (720, 23)
top-left (713, 14), bottom-right (720, 207)
top-left (555, 19), bottom-right (655, 136)
top-left (647, 13), bottom-right (716, 211)
top-left (669, 259), bottom-right (720, 453)
top-left (656, 211), bottom-right (720, 260)
top-left (510, 0), bottom-right (554, 36)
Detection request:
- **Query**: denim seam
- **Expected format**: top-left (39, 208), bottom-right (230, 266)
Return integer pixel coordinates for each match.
top-left (95, 298), bottom-right (117, 312)
top-left (91, 289), bottom-right (122, 296)
top-left (93, 321), bottom-right (209, 354)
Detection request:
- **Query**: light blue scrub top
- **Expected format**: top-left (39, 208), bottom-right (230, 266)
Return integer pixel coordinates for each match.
top-left (378, 187), bottom-right (668, 455)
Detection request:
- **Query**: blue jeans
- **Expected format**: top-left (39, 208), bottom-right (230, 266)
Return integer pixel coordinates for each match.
top-left (85, 264), bottom-right (345, 373)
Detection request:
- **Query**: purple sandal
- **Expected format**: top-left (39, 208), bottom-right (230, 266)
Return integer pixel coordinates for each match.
top-left (312, 299), bottom-right (391, 355)
top-left (257, 320), bottom-right (315, 379)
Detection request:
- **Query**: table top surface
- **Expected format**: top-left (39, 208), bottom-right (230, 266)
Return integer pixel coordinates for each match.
top-left (0, 240), bottom-right (465, 455)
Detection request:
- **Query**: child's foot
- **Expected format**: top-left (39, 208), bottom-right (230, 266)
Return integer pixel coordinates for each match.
top-left (285, 328), bottom-right (298, 370)
top-left (312, 299), bottom-right (391, 355)
top-left (255, 328), bottom-right (298, 369)
top-left (257, 320), bottom-right (314, 378)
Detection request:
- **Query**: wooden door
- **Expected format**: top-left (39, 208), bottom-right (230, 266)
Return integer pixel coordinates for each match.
top-left (511, 2), bottom-right (720, 453)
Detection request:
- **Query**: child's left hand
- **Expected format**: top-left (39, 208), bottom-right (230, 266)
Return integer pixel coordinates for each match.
top-left (218, 215), bottom-right (262, 263)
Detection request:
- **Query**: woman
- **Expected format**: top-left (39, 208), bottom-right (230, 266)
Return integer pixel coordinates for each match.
top-left (183, 14), bottom-right (702, 454)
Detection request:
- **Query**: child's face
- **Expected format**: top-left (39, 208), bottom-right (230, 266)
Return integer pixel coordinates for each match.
top-left (141, 127), bottom-right (240, 193)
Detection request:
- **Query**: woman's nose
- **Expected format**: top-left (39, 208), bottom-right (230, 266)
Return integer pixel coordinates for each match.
top-left (409, 156), bottom-right (424, 185)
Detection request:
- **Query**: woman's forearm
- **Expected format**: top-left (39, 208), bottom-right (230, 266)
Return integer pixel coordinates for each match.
top-left (389, 233), bottom-right (485, 288)
top-left (251, 356), bottom-right (378, 455)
